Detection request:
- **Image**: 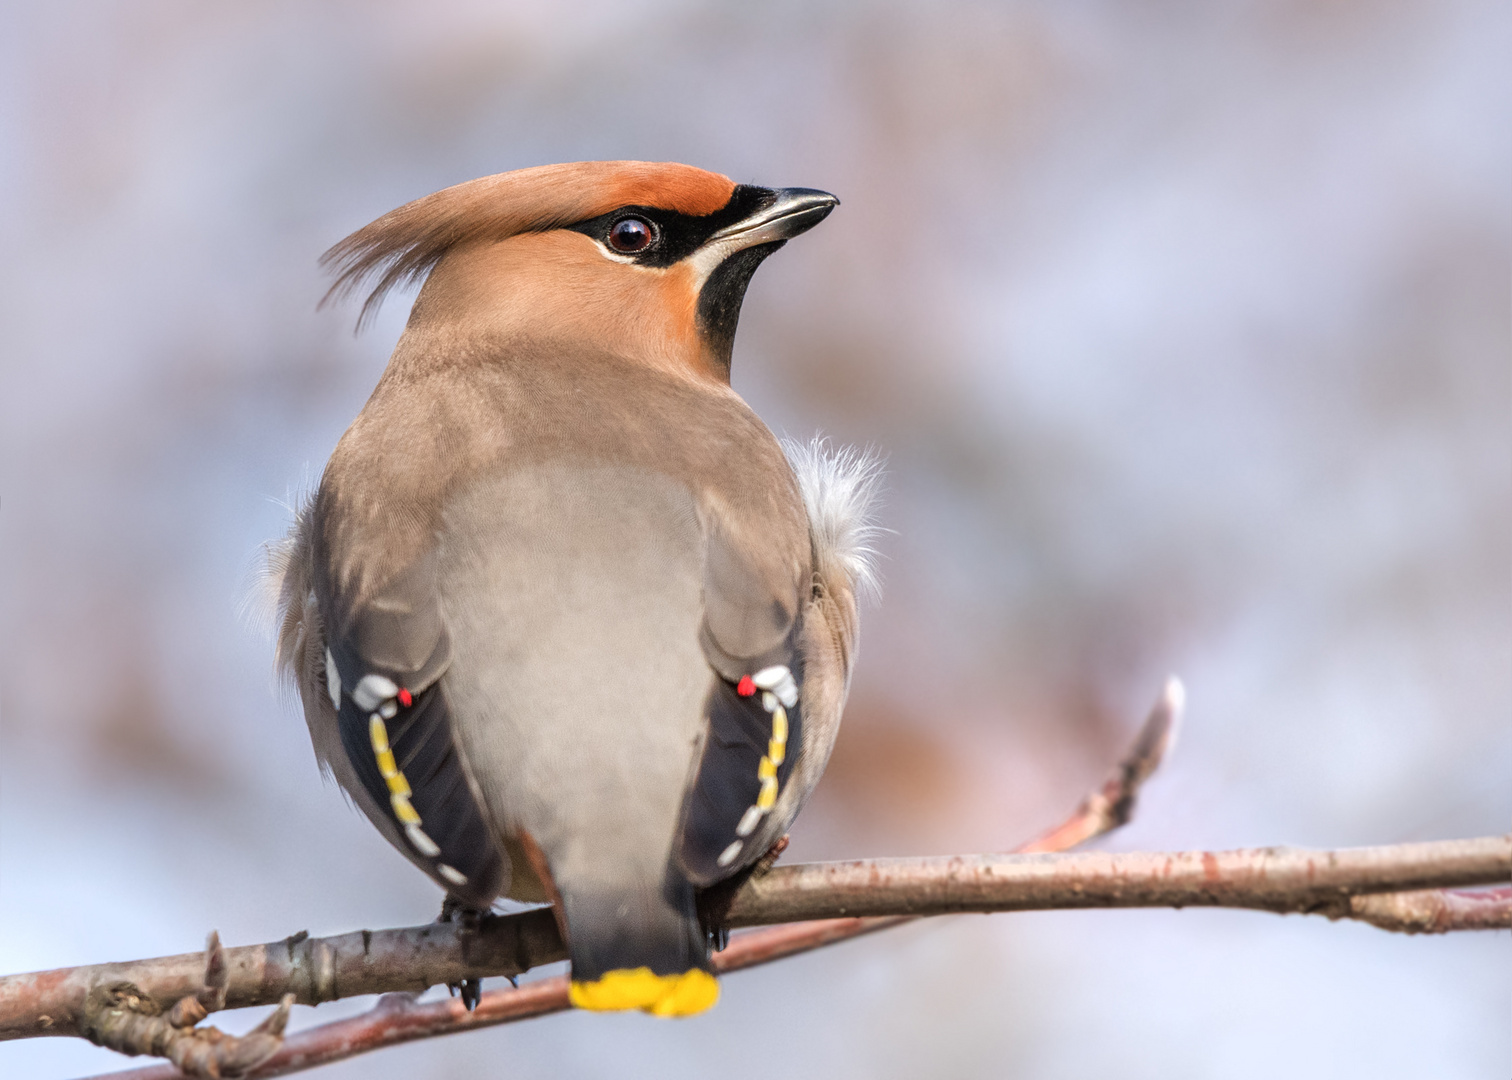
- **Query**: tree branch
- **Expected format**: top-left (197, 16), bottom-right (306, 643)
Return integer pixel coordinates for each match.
top-left (0, 912), bottom-right (566, 1043)
top-left (723, 836), bottom-right (1511, 924)
top-left (9, 679), bottom-right (1507, 1079)
top-left (4, 678), bottom-right (1182, 1056)
top-left (78, 846), bottom-right (1511, 1080)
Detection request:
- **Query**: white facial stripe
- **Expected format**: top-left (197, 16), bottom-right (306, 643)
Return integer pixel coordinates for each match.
top-left (591, 240), bottom-right (642, 266)
top-left (685, 235), bottom-right (749, 287)
top-left (588, 233), bottom-right (756, 292)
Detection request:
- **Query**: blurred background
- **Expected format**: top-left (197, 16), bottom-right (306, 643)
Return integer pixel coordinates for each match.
top-left (2, 1), bottom-right (1508, 1077)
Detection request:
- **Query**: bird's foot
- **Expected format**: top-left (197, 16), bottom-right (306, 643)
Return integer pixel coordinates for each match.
top-left (438, 899), bottom-right (487, 1010)
top-left (447, 978), bottom-right (483, 1011)
top-left (437, 896), bottom-right (487, 930)
top-left (698, 834), bottom-right (790, 952)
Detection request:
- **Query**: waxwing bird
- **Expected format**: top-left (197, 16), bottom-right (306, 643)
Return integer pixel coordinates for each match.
top-left (267, 161), bottom-right (881, 1017)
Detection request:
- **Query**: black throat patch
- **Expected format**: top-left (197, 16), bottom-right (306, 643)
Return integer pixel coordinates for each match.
top-left (695, 241), bottom-right (784, 369)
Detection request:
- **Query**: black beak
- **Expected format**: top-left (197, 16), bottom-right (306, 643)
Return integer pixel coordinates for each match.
top-left (710, 188), bottom-right (839, 250)
top-left (695, 186), bottom-right (839, 369)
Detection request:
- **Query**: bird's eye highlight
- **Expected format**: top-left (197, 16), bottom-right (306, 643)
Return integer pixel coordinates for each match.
top-left (608, 217), bottom-right (655, 253)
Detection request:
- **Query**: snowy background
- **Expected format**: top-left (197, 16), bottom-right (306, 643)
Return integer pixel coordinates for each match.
top-left (2, 1), bottom-right (1508, 1077)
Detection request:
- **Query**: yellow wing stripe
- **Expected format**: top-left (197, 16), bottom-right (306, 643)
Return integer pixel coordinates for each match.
top-left (367, 706), bottom-right (467, 885)
top-left (390, 791), bottom-right (422, 824)
top-left (368, 715), bottom-right (390, 754)
top-left (719, 676), bottom-right (796, 865)
top-left (756, 776), bottom-right (778, 810)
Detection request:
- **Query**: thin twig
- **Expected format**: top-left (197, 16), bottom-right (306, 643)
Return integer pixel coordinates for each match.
top-left (1347, 886), bottom-right (1512, 933)
top-left (1018, 676), bottom-right (1184, 853)
top-left (74, 934), bottom-right (294, 1078)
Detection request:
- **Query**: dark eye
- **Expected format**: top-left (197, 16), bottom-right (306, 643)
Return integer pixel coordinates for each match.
top-left (608, 216), bottom-right (655, 253)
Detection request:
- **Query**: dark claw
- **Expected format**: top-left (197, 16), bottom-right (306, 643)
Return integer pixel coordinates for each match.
top-left (447, 977), bottom-right (484, 1010)
top-left (459, 978), bottom-right (482, 1011)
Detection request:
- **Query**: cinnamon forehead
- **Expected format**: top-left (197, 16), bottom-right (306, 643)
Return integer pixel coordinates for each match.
top-left (323, 161), bottom-right (736, 325)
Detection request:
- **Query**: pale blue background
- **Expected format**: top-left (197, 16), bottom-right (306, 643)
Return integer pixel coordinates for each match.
top-left (2, 2), bottom-right (1508, 1077)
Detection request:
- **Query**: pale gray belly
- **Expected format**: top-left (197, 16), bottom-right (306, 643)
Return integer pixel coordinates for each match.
top-left (435, 461), bottom-right (712, 891)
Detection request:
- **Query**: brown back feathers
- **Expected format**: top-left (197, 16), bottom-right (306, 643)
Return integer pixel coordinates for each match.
top-left (321, 161), bottom-right (736, 327)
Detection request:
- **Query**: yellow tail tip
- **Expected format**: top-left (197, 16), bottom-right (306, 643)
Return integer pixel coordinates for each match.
top-left (569, 967), bottom-right (720, 1017)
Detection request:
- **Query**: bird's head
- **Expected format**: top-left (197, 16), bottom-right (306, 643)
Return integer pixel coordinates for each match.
top-left (322, 161), bottom-right (837, 382)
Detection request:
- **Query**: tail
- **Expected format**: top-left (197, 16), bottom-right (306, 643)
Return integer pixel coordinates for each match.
top-left (562, 874), bottom-right (719, 1017)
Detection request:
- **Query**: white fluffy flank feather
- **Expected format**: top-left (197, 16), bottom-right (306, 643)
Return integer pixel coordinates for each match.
top-left (782, 435), bottom-right (886, 602)
top-left (245, 491), bottom-right (319, 688)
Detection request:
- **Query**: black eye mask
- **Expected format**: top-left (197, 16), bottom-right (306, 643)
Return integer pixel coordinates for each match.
top-left (567, 184), bottom-right (777, 268)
